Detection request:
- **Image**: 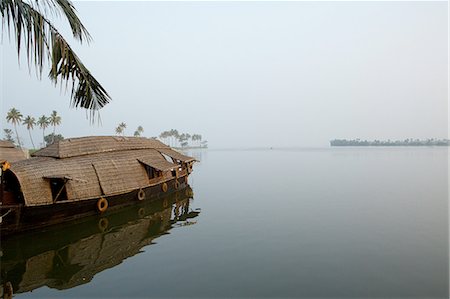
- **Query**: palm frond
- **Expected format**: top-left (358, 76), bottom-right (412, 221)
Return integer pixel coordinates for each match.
top-left (33, 0), bottom-right (91, 43)
top-left (1, 0), bottom-right (111, 121)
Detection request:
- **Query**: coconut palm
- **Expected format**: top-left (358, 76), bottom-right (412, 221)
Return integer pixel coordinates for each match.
top-left (159, 131), bottom-right (168, 144)
top-left (115, 126), bottom-right (123, 136)
top-left (49, 111), bottom-right (62, 143)
top-left (1, 0), bottom-right (111, 119)
top-left (3, 129), bottom-right (14, 143)
top-left (192, 134), bottom-right (200, 146)
top-left (134, 125), bottom-right (144, 137)
top-left (169, 129), bottom-right (179, 147)
top-left (37, 115), bottom-right (50, 147)
top-left (118, 122), bottom-right (127, 136)
top-left (23, 116), bottom-right (36, 149)
top-left (6, 108), bottom-right (23, 148)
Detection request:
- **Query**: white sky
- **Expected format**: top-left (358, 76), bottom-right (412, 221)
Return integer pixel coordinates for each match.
top-left (1, 1), bottom-right (448, 148)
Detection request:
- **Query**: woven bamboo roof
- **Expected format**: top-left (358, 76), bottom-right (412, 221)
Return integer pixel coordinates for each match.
top-left (32, 136), bottom-right (169, 158)
top-left (0, 140), bottom-right (15, 148)
top-left (159, 148), bottom-right (196, 163)
top-left (0, 142), bottom-right (27, 162)
top-left (138, 157), bottom-right (178, 171)
top-left (9, 137), bottom-right (196, 206)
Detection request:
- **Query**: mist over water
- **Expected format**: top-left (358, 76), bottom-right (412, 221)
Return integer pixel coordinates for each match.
top-left (2, 1), bottom-right (448, 148)
top-left (6, 147), bottom-right (448, 298)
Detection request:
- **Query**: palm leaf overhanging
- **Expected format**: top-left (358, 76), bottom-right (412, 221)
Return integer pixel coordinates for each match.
top-left (1, 0), bottom-right (111, 120)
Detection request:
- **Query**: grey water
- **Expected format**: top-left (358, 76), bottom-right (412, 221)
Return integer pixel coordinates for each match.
top-left (3, 147), bottom-right (449, 298)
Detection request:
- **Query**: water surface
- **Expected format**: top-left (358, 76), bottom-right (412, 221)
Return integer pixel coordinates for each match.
top-left (2, 147), bottom-right (448, 298)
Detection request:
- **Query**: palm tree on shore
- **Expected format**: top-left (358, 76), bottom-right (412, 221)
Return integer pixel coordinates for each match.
top-left (37, 115), bottom-right (50, 147)
top-left (23, 116), bottom-right (36, 149)
top-left (119, 122), bottom-right (127, 136)
top-left (49, 111), bottom-right (62, 143)
top-left (115, 126), bottom-right (123, 136)
top-left (1, 0), bottom-right (111, 119)
top-left (6, 108), bottom-right (23, 148)
top-left (115, 122), bottom-right (126, 136)
top-left (134, 125), bottom-right (144, 137)
top-left (169, 129), bottom-right (179, 147)
top-left (159, 131), bottom-right (169, 144)
top-left (3, 129), bottom-right (14, 143)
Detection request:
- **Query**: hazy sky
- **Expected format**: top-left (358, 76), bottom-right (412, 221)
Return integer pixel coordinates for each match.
top-left (1, 1), bottom-right (448, 148)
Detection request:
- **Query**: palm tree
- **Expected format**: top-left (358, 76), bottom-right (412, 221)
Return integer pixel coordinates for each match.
top-left (115, 126), bottom-right (123, 136)
top-left (49, 111), bottom-right (62, 143)
top-left (3, 129), bottom-right (14, 143)
top-left (192, 134), bottom-right (202, 147)
top-left (1, 0), bottom-right (111, 119)
top-left (186, 133), bottom-right (191, 147)
top-left (37, 115), bottom-right (50, 147)
top-left (23, 116), bottom-right (36, 149)
top-left (6, 108), bottom-right (23, 148)
top-left (159, 131), bottom-right (168, 144)
top-left (169, 129), bottom-right (179, 147)
top-left (118, 122), bottom-right (127, 136)
top-left (134, 125), bottom-right (144, 137)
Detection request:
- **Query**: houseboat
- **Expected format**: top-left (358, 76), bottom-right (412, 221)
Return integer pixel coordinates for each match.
top-left (0, 140), bottom-right (27, 163)
top-left (0, 136), bottom-right (196, 235)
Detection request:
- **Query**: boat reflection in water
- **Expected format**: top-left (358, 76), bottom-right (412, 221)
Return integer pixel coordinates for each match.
top-left (0, 186), bottom-right (199, 298)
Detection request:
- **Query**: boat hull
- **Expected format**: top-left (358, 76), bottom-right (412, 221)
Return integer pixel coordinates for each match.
top-left (0, 177), bottom-right (190, 237)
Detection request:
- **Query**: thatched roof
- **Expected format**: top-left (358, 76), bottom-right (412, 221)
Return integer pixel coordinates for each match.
top-left (9, 136), bottom-right (195, 206)
top-left (32, 136), bottom-right (169, 158)
top-left (159, 148), bottom-right (196, 163)
top-left (0, 140), bottom-right (27, 162)
top-left (0, 140), bottom-right (15, 148)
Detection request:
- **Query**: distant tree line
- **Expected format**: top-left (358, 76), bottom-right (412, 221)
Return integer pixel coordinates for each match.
top-left (159, 129), bottom-right (207, 148)
top-left (330, 138), bottom-right (450, 146)
top-left (113, 124), bottom-right (207, 148)
top-left (4, 108), bottom-right (63, 149)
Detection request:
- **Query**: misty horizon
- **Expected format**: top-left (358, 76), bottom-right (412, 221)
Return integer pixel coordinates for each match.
top-left (1, 1), bottom-right (448, 149)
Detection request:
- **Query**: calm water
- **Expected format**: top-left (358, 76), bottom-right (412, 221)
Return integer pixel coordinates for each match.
top-left (1, 147), bottom-right (448, 298)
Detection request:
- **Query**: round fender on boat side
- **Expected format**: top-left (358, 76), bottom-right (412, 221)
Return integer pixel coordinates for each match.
top-left (97, 197), bottom-right (108, 213)
top-left (175, 180), bottom-right (180, 190)
top-left (161, 182), bottom-right (168, 193)
top-left (137, 188), bottom-right (145, 201)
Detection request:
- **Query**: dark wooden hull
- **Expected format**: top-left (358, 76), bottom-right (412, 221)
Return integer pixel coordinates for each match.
top-left (0, 177), bottom-right (190, 237)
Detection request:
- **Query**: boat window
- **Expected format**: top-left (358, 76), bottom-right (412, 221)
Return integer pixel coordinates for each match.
top-left (50, 179), bottom-right (68, 202)
top-left (145, 165), bottom-right (160, 179)
top-left (171, 170), bottom-right (177, 177)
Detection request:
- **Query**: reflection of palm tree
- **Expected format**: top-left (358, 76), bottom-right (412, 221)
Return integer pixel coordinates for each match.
top-left (23, 116), bottom-right (36, 149)
top-left (6, 108), bottom-right (23, 148)
top-left (49, 111), bottom-right (62, 144)
top-left (37, 115), bottom-right (50, 147)
top-left (1, 0), bottom-right (111, 118)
